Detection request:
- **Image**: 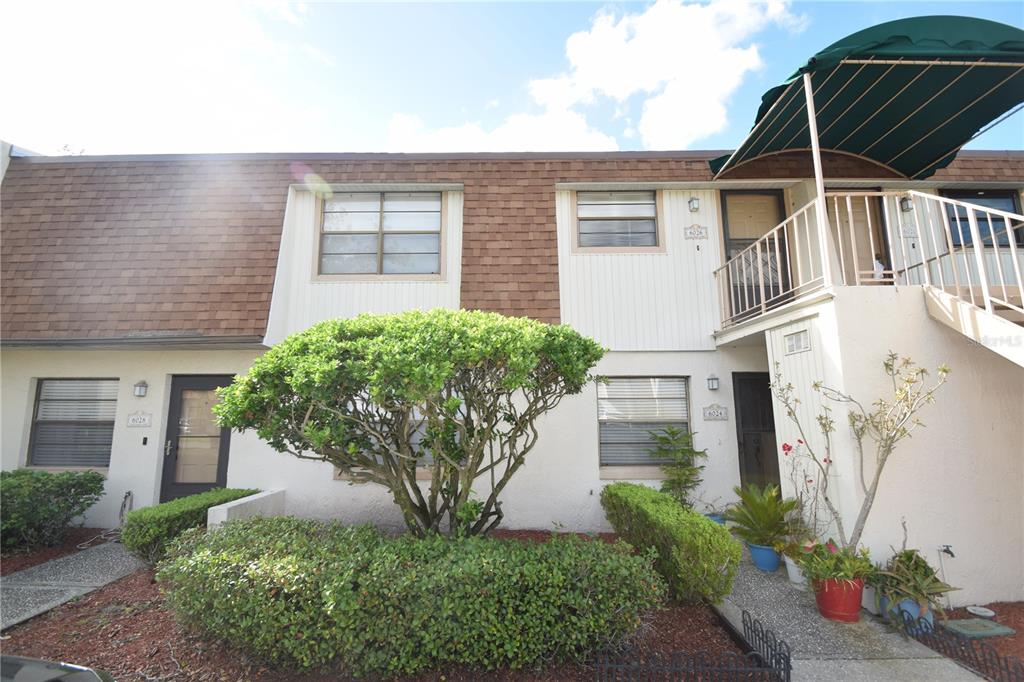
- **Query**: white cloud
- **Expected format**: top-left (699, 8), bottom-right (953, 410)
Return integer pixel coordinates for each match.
top-left (393, 0), bottom-right (801, 152)
top-left (535, 0), bottom-right (804, 149)
top-left (0, 1), bottom-right (335, 154)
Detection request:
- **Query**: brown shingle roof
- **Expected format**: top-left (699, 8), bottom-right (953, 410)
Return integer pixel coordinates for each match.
top-left (2, 150), bottom-right (1021, 343)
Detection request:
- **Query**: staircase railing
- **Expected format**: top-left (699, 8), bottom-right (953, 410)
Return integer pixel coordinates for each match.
top-left (716, 190), bottom-right (1024, 327)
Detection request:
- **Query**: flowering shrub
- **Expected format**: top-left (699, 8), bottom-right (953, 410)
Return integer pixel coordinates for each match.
top-left (797, 540), bottom-right (875, 584)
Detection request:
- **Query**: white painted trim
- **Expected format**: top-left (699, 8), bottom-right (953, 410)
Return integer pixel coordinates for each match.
top-left (207, 489), bottom-right (286, 529)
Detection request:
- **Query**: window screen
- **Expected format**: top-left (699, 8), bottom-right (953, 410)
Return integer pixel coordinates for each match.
top-left (29, 379), bottom-right (118, 467)
top-left (598, 377), bottom-right (689, 466)
top-left (320, 192), bottom-right (442, 275)
top-left (577, 191), bottom-right (657, 248)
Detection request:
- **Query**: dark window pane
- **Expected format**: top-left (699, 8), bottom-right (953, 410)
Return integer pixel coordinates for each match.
top-left (598, 421), bottom-right (687, 466)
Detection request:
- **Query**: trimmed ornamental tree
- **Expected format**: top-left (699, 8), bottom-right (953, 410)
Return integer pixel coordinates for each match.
top-left (215, 309), bottom-right (604, 536)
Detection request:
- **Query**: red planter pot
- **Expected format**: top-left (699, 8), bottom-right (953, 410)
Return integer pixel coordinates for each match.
top-left (813, 578), bottom-right (864, 622)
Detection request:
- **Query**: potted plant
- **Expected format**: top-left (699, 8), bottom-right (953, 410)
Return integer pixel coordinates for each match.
top-left (698, 496), bottom-right (731, 525)
top-left (724, 484), bottom-right (798, 572)
top-left (799, 541), bottom-right (875, 622)
top-left (870, 549), bottom-right (956, 634)
top-left (782, 539), bottom-right (813, 589)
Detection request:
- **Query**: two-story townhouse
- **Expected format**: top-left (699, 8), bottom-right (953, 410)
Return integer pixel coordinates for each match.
top-left (2, 16), bottom-right (1022, 605)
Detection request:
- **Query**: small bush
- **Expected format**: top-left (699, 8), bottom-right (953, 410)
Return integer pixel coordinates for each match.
top-left (121, 488), bottom-right (256, 562)
top-left (601, 482), bottom-right (741, 603)
top-left (157, 517), bottom-right (666, 675)
top-left (1, 469), bottom-right (105, 549)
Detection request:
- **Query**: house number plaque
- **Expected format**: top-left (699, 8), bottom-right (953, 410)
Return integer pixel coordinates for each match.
top-left (702, 404), bottom-right (729, 421)
top-left (127, 411), bottom-right (152, 428)
top-left (684, 224), bottom-right (708, 239)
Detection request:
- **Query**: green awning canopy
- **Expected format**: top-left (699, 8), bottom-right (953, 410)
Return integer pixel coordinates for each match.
top-left (711, 16), bottom-right (1024, 180)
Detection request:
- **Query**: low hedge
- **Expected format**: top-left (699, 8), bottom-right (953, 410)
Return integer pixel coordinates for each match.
top-left (121, 487), bottom-right (256, 562)
top-left (0, 469), bottom-right (105, 549)
top-left (157, 517), bottom-right (666, 675)
top-left (600, 482), bottom-right (740, 603)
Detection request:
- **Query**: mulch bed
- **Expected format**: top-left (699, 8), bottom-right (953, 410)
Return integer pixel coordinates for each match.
top-left (941, 601), bottom-right (1024, 661)
top-left (1, 533), bottom-right (746, 681)
top-left (1, 527), bottom-right (107, 576)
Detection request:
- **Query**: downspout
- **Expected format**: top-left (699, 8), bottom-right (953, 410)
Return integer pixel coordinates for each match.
top-left (803, 72), bottom-right (833, 288)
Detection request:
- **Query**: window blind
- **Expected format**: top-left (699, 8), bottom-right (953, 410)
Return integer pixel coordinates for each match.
top-left (577, 191), bottom-right (657, 248)
top-left (29, 379), bottom-right (118, 467)
top-left (598, 377), bottom-right (689, 466)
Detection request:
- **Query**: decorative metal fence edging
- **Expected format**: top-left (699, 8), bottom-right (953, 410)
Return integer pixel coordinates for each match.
top-left (593, 611), bottom-right (791, 681)
top-left (900, 613), bottom-right (1024, 682)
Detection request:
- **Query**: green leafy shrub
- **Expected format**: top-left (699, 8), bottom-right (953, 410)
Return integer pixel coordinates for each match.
top-left (157, 516), bottom-right (666, 675)
top-left (655, 427), bottom-right (707, 508)
top-left (1, 469), bottom-right (105, 549)
top-left (724, 483), bottom-right (799, 550)
top-left (214, 309), bottom-right (604, 536)
top-left (870, 548), bottom-right (956, 624)
top-left (121, 488), bottom-right (256, 562)
top-left (600, 482), bottom-right (740, 603)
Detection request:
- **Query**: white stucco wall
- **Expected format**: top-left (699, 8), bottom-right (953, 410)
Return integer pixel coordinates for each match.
top-left (764, 287), bottom-right (1024, 605)
top-left (0, 348), bottom-right (264, 528)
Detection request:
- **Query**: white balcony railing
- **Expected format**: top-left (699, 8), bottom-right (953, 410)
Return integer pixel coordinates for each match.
top-left (715, 190), bottom-right (1024, 327)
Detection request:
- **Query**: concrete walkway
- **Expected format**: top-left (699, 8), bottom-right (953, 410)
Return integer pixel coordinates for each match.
top-left (1, 542), bottom-right (144, 630)
top-left (714, 555), bottom-right (981, 681)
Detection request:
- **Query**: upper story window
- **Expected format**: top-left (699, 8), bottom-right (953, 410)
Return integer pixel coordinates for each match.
top-left (29, 379), bottom-right (118, 468)
top-left (320, 192), bottom-right (442, 275)
top-left (597, 377), bottom-right (689, 466)
top-left (940, 189), bottom-right (1022, 247)
top-left (576, 191), bottom-right (659, 248)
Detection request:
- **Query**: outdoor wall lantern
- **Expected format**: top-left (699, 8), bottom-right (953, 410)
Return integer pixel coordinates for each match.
top-left (706, 375), bottom-right (720, 391)
top-left (688, 197), bottom-right (700, 212)
top-left (133, 381), bottom-right (148, 398)
top-left (900, 197), bottom-right (914, 213)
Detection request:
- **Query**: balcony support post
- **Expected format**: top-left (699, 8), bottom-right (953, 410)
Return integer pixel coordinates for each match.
top-left (803, 72), bottom-right (832, 288)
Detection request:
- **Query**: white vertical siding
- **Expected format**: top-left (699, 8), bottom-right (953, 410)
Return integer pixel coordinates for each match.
top-left (556, 189), bottom-right (722, 351)
top-left (265, 189), bottom-right (463, 344)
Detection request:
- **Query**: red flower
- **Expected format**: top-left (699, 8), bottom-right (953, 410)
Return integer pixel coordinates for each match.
top-left (782, 443), bottom-right (793, 454)
top-left (797, 439), bottom-right (804, 444)
top-left (823, 457), bottom-right (832, 465)
top-left (806, 478), bottom-right (814, 484)
top-left (826, 541), bottom-right (838, 553)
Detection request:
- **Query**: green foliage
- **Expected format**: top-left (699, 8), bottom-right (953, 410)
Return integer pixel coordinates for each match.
top-left (157, 516), bottom-right (666, 675)
top-left (0, 469), bottom-right (105, 549)
top-left (723, 484), bottom-right (799, 550)
top-left (797, 540), bottom-right (875, 584)
top-left (600, 482), bottom-right (741, 603)
top-left (655, 427), bottom-right (706, 509)
top-left (870, 548), bottom-right (957, 623)
top-left (214, 309), bottom-right (605, 537)
top-left (121, 488), bottom-right (256, 562)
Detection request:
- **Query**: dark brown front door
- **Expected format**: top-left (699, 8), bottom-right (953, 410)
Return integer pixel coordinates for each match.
top-left (160, 375), bottom-right (233, 502)
top-left (721, 191), bottom-right (789, 318)
top-left (733, 372), bottom-right (780, 489)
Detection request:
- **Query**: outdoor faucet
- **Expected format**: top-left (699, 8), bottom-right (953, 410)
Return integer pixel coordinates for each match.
top-left (940, 544), bottom-right (955, 558)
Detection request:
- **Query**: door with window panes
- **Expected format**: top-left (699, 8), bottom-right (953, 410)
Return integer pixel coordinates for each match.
top-left (160, 376), bottom-right (233, 502)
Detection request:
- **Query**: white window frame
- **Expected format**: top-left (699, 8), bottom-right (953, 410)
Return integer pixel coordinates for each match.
top-left (314, 190), bottom-right (447, 281)
top-left (572, 190), bottom-right (666, 254)
top-left (597, 376), bottom-right (690, 479)
top-left (27, 378), bottom-right (119, 470)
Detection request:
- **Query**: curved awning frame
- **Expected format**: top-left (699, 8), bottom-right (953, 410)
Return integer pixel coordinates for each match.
top-left (713, 56), bottom-right (1024, 180)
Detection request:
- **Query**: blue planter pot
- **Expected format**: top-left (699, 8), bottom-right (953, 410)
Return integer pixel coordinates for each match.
top-left (747, 543), bottom-right (781, 572)
top-left (879, 596), bottom-right (934, 634)
top-left (705, 513), bottom-right (726, 525)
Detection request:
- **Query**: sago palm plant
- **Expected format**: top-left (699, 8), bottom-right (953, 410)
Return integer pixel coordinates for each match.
top-left (724, 483), bottom-right (799, 550)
